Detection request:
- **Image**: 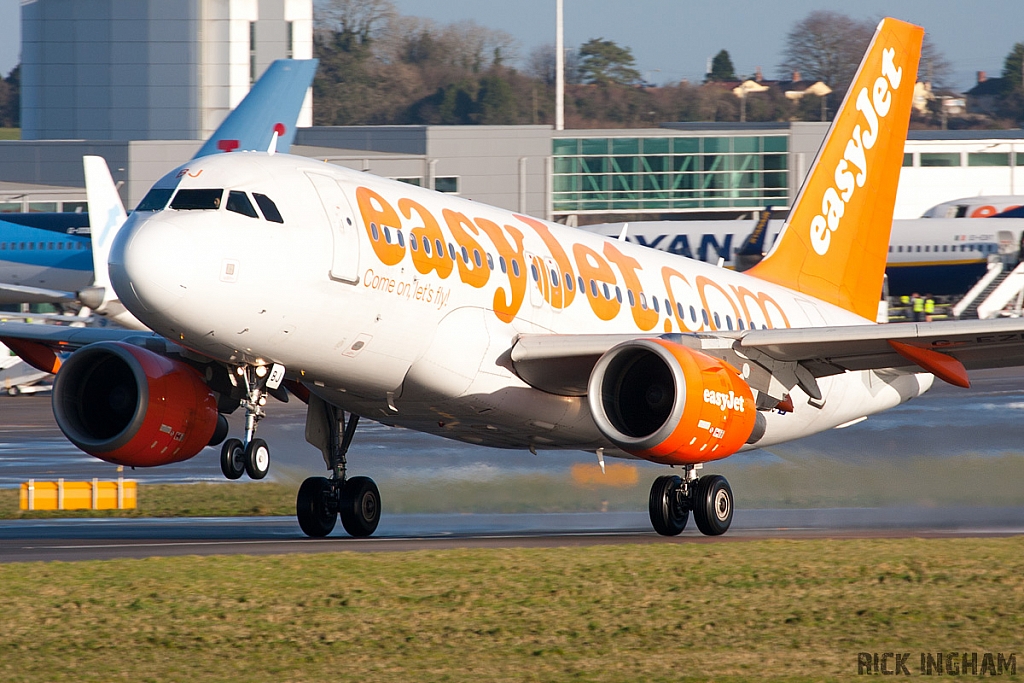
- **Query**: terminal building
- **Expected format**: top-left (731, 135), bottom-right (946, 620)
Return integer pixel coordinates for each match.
top-left (2, 0), bottom-right (1024, 224)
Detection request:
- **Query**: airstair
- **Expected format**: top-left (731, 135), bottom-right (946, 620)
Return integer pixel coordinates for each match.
top-left (954, 258), bottom-right (1024, 320)
top-left (953, 260), bottom-right (1007, 319)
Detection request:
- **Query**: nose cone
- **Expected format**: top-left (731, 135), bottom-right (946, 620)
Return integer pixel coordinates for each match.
top-left (109, 213), bottom-right (195, 320)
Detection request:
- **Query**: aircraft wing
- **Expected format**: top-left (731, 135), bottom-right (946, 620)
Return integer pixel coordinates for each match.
top-left (0, 320), bottom-right (166, 373)
top-left (510, 317), bottom-right (1024, 397)
top-left (0, 320), bottom-right (160, 348)
top-left (0, 283), bottom-right (79, 305)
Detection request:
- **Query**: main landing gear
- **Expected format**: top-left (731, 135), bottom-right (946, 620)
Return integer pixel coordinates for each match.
top-left (296, 401), bottom-right (380, 538)
top-left (649, 465), bottom-right (734, 537)
top-left (220, 364), bottom-right (279, 481)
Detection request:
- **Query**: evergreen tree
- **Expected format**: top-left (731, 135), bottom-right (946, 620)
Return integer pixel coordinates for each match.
top-left (1002, 42), bottom-right (1024, 90)
top-left (708, 50), bottom-right (736, 82)
top-left (578, 39), bottom-right (641, 86)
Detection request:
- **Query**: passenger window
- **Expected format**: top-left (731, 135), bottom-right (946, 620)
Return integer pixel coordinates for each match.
top-left (171, 189), bottom-right (224, 210)
top-left (253, 193), bottom-right (284, 223)
top-left (136, 187), bottom-right (174, 212)
top-left (226, 191), bottom-right (258, 218)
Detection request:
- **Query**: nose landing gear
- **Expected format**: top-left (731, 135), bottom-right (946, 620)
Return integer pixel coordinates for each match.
top-left (219, 364), bottom-right (282, 480)
top-left (296, 397), bottom-right (380, 538)
top-left (648, 465), bottom-right (734, 537)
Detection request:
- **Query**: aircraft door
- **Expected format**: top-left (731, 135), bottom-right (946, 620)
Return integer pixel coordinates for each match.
top-left (305, 172), bottom-right (360, 284)
top-left (997, 230), bottom-right (1016, 256)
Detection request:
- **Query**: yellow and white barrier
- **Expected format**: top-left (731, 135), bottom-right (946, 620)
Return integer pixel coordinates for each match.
top-left (19, 478), bottom-right (137, 511)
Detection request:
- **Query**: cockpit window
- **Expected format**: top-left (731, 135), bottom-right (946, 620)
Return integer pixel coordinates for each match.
top-left (136, 188), bottom-right (174, 212)
top-left (253, 193), bottom-right (284, 223)
top-left (226, 191), bottom-right (259, 218)
top-left (171, 189), bottom-right (224, 210)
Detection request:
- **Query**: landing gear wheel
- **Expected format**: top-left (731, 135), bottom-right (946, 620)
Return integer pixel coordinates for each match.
top-left (692, 475), bottom-right (733, 536)
top-left (296, 477), bottom-right (338, 537)
top-left (649, 475), bottom-right (688, 536)
top-left (244, 438), bottom-right (270, 480)
top-left (339, 476), bottom-right (380, 538)
top-left (220, 438), bottom-right (245, 480)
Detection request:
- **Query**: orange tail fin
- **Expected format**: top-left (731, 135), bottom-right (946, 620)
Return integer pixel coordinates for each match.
top-left (746, 18), bottom-right (923, 320)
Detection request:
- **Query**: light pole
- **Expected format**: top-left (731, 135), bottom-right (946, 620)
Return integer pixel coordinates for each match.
top-left (555, 0), bottom-right (564, 131)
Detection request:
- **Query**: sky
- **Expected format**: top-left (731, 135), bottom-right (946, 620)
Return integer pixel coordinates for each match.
top-left (0, 0), bottom-right (1022, 91)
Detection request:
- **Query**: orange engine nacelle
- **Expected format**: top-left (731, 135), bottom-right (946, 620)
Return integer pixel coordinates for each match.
top-left (587, 339), bottom-right (758, 465)
top-left (52, 342), bottom-right (220, 467)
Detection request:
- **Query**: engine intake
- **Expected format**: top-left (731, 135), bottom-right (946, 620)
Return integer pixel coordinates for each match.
top-left (587, 339), bottom-right (757, 465)
top-left (52, 342), bottom-right (220, 467)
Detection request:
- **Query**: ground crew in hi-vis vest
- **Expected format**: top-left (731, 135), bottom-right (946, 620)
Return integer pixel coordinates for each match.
top-left (924, 296), bottom-right (935, 322)
top-left (911, 293), bottom-right (925, 322)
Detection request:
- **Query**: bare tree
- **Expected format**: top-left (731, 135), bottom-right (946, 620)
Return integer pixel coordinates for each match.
top-left (526, 44), bottom-right (581, 86)
top-left (778, 11), bottom-right (874, 93)
top-left (919, 37), bottom-right (952, 89)
top-left (315, 0), bottom-right (395, 45)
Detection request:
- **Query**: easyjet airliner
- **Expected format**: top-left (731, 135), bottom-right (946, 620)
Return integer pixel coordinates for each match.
top-left (5, 19), bottom-right (1021, 539)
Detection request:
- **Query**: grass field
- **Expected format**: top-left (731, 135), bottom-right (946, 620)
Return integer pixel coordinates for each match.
top-left (0, 127), bottom-right (19, 140)
top-left (0, 538), bottom-right (1021, 682)
top-left (3, 452), bottom-right (1024, 519)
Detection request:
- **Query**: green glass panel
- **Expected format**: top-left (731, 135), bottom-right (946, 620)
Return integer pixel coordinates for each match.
top-left (703, 137), bottom-right (729, 153)
top-left (902, 153), bottom-right (914, 167)
top-left (702, 155), bottom-right (727, 172)
top-left (672, 137), bottom-right (699, 154)
top-left (552, 138), bottom-right (578, 155)
top-left (611, 138), bottom-right (639, 154)
top-left (763, 136), bottom-right (788, 152)
top-left (763, 154), bottom-right (787, 171)
top-left (642, 174), bottom-right (667, 191)
top-left (580, 157), bottom-right (606, 174)
top-left (673, 155), bottom-right (697, 172)
top-left (920, 152), bottom-right (960, 167)
top-left (1017, 152), bottom-right (1024, 166)
top-left (968, 152), bottom-right (1009, 167)
top-left (581, 138), bottom-right (609, 155)
top-left (553, 175), bottom-right (578, 193)
top-left (553, 157), bottom-right (576, 174)
top-left (734, 154), bottom-right (759, 171)
top-left (642, 155), bottom-right (667, 173)
top-left (611, 156), bottom-right (637, 173)
top-left (612, 173), bottom-right (637, 191)
top-left (643, 138), bottom-right (670, 154)
top-left (733, 137), bottom-right (758, 153)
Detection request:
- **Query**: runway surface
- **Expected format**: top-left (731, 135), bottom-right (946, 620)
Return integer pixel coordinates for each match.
top-left (1, 367), bottom-right (1023, 561)
top-left (3, 507), bottom-right (1023, 563)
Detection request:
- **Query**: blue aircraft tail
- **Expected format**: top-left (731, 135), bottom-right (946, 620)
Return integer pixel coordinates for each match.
top-left (192, 59), bottom-right (318, 159)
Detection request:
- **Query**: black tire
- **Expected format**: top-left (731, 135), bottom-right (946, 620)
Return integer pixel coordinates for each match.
top-left (244, 438), bottom-right (270, 480)
top-left (691, 475), bottom-right (733, 536)
top-left (220, 438), bottom-right (245, 480)
top-left (208, 414), bottom-right (229, 447)
top-left (7, 386), bottom-right (19, 397)
top-left (649, 475), bottom-right (688, 536)
top-left (339, 476), bottom-right (381, 538)
top-left (296, 477), bottom-right (337, 537)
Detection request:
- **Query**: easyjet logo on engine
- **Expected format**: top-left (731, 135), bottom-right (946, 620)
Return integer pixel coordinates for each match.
top-left (810, 46), bottom-right (903, 256)
top-left (703, 389), bottom-right (745, 413)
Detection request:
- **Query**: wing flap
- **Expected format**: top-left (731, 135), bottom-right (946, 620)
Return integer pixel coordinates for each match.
top-left (739, 318), bottom-right (1024, 371)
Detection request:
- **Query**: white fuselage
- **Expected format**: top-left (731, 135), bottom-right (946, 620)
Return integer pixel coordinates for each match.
top-left (108, 153), bottom-right (931, 458)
